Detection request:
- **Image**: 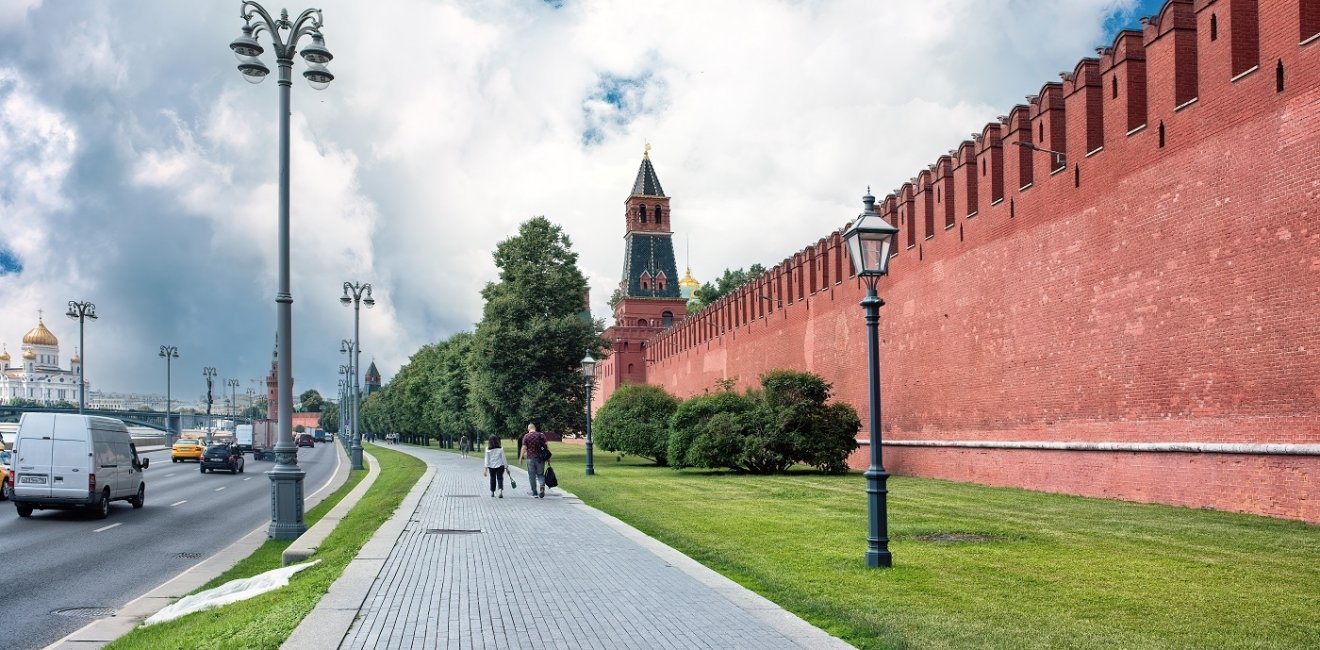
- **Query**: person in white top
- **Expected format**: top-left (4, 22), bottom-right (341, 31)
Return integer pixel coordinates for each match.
top-left (483, 435), bottom-right (510, 498)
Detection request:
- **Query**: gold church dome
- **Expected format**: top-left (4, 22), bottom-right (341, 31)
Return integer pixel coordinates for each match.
top-left (23, 349), bottom-right (36, 360)
top-left (0, 346), bottom-right (9, 361)
top-left (23, 318), bottom-right (59, 346)
top-left (679, 266), bottom-right (700, 290)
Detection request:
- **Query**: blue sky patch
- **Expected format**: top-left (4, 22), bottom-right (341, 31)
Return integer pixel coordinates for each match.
top-left (581, 71), bottom-right (658, 146)
top-left (0, 247), bottom-right (21, 275)
top-left (1102, 0), bottom-right (1166, 42)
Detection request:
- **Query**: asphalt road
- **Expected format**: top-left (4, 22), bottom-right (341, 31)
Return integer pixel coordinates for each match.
top-left (0, 442), bottom-right (337, 650)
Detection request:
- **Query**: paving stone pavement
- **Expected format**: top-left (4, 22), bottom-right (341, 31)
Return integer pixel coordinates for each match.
top-left (336, 443), bottom-right (852, 650)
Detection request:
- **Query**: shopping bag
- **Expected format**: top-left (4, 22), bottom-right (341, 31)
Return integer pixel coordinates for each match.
top-left (544, 465), bottom-right (559, 489)
top-left (510, 474), bottom-right (518, 489)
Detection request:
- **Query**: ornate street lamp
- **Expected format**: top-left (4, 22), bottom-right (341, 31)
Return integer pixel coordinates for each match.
top-left (841, 188), bottom-right (900, 569)
top-left (65, 300), bottom-right (97, 414)
top-left (159, 345), bottom-right (179, 446)
top-left (339, 342), bottom-right (355, 459)
top-left (580, 353), bottom-right (597, 476)
top-left (340, 282), bottom-right (374, 470)
top-left (230, 1), bottom-right (335, 540)
top-left (203, 367), bottom-right (217, 438)
top-left (227, 378), bottom-right (240, 431)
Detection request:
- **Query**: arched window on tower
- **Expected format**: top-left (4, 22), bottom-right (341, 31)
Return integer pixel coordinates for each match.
top-left (639, 271), bottom-right (651, 291)
top-left (662, 311), bottom-right (673, 327)
top-left (637, 319), bottom-right (647, 327)
top-left (639, 205), bottom-right (648, 223)
top-left (656, 272), bottom-right (667, 291)
top-left (655, 205), bottom-right (663, 224)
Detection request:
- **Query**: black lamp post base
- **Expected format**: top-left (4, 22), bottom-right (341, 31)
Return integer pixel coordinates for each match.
top-left (865, 550), bottom-right (893, 568)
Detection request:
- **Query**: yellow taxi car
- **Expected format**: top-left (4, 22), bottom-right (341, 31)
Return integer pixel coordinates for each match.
top-left (172, 438), bottom-right (205, 462)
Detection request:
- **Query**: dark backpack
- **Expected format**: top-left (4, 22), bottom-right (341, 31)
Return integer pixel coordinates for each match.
top-left (536, 434), bottom-right (552, 462)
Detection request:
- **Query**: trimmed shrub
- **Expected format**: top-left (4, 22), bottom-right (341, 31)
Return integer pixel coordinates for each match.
top-left (669, 370), bottom-right (860, 474)
top-left (592, 384), bottom-right (678, 465)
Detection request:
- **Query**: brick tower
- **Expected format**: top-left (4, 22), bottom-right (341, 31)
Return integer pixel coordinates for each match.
top-left (598, 148), bottom-right (688, 404)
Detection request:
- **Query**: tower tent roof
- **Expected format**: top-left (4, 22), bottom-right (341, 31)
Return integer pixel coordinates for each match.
top-left (631, 153), bottom-right (665, 197)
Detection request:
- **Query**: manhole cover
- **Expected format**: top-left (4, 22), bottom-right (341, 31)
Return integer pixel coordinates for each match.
top-left (52, 607), bottom-right (116, 619)
top-left (424, 528), bottom-right (481, 535)
top-left (175, 552), bottom-right (204, 559)
top-left (916, 533), bottom-right (994, 543)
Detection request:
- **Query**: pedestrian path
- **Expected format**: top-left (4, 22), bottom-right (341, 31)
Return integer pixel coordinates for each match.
top-left (287, 442), bottom-right (852, 650)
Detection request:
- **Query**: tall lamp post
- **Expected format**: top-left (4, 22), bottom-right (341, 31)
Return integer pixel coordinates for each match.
top-left (65, 301), bottom-right (97, 414)
top-left (159, 345), bottom-right (179, 446)
top-left (338, 364), bottom-right (350, 448)
top-left (230, 1), bottom-right (335, 540)
top-left (340, 282), bottom-right (374, 470)
top-left (339, 338), bottom-right (358, 467)
top-left (246, 388), bottom-right (256, 423)
top-left (580, 354), bottom-right (597, 476)
top-left (203, 367), bottom-right (217, 439)
top-left (227, 378), bottom-right (240, 430)
top-left (841, 189), bottom-right (900, 569)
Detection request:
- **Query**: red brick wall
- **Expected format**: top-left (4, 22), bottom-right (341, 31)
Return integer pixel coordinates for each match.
top-left (643, 0), bottom-right (1320, 523)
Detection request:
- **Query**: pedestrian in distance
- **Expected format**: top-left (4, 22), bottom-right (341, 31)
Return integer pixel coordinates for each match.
top-left (517, 423), bottom-right (551, 498)
top-left (483, 435), bottom-right (509, 498)
top-left (459, 433), bottom-right (471, 457)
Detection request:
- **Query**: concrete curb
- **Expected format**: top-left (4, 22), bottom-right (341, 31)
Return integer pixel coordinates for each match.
top-left (282, 450), bottom-right (379, 565)
top-left (44, 442), bottom-right (350, 650)
top-left (282, 445), bottom-right (436, 650)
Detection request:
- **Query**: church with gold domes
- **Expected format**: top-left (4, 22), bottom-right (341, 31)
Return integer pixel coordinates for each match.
top-left (1, 314), bottom-right (88, 404)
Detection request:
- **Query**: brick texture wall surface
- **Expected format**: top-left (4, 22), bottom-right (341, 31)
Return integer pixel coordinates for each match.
top-left (635, 0), bottom-right (1320, 523)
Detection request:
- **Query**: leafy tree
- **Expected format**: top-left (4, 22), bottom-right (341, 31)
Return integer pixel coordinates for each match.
top-left (607, 287), bottom-right (623, 309)
top-left (468, 217), bottom-right (604, 438)
top-left (431, 332), bottom-right (476, 441)
top-left (242, 398), bottom-right (266, 421)
top-left (294, 424), bottom-right (305, 433)
top-left (298, 389), bottom-right (324, 413)
top-left (669, 390), bottom-right (757, 470)
top-left (51, 400), bottom-right (78, 410)
top-left (320, 401), bottom-right (340, 433)
top-left (689, 264), bottom-right (766, 312)
top-left (593, 384), bottom-right (679, 465)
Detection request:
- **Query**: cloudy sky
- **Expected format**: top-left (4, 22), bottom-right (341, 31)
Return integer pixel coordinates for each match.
top-left (0, 0), bottom-right (1163, 400)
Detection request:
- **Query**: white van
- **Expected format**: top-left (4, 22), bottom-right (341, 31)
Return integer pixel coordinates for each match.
top-left (11, 413), bottom-right (149, 519)
top-left (234, 424), bottom-right (254, 453)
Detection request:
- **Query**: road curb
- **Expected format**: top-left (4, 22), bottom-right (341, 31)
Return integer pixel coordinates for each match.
top-left (283, 444), bottom-right (436, 650)
top-left (43, 442), bottom-right (350, 650)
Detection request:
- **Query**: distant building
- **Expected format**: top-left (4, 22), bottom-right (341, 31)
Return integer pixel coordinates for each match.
top-left (364, 360), bottom-right (382, 396)
top-left (0, 314), bottom-right (89, 404)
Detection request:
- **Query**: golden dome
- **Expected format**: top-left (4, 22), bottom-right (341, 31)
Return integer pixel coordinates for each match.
top-left (23, 349), bottom-right (35, 360)
top-left (70, 351), bottom-right (81, 363)
top-left (23, 318), bottom-right (59, 346)
top-left (679, 266), bottom-right (700, 290)
top-left (0, 346), bottom-right (9, 362)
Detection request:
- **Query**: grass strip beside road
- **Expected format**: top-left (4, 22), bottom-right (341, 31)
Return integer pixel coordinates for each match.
top-left (551, 442), bottom-right (1320, 650)
top-left (107, 445), bottom-right (425, 650)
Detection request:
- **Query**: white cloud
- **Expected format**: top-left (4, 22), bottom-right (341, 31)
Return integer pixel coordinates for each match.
top-left (0, 0), bottom-right (1139, 396)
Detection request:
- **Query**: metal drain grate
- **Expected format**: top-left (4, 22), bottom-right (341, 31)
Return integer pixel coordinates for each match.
top-left (175, 552), bottom-right (205, 559)
top-left (52, 607), bottom-right (116, 619)
top-left (424, 528), bottom-right (481, 535)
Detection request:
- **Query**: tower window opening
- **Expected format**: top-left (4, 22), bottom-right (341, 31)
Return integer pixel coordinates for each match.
top-left (1038, 122), bottom-right (1044, 141)
top-left (639, 205), bottom-right (647, 223)
top-left (662, 311), bottom-right (674, 327)
top-left (1112, 75), bottom-right (1118, 99)
top-left (655, 205), bottom-right (663, 224)
top-left (1158, 121), bottom-right (1165, 148)
top-left (1276, 59), bottom-right (1284, 92)
top-left (1211, 13), bottom-right (1218, 41)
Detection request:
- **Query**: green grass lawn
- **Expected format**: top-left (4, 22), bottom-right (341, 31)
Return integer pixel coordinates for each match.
top-left (552, 441), bottom-right (1320, 650)
top-left (107, 446), bottom-right (425, 650)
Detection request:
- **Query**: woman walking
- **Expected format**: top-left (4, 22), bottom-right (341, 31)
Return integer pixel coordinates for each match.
top-left (484, 435), bottom-right (510, 498)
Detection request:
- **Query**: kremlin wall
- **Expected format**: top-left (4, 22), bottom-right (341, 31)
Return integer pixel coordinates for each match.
top-left (618, 0), bottom-right (1320, 523)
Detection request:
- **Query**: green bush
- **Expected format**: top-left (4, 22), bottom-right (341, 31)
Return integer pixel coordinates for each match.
top-left (592, 384), bottom-right (678, 465)
top-left (670, 371), bottom-right (860, 474)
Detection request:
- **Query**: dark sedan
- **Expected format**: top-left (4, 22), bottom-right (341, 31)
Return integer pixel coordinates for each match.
top-left (296, 433), bottom-right (315, 448)
top-left (200, 443), bottom-right (245, 474)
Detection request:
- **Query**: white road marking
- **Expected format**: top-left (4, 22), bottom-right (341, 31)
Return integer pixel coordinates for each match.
top-left (243, 477), bottom-right (252, 481)
top-left (214, 486), bottom-right (227, 492)
top-left (93, 523), bottom-right (121, 533)
top-left (165, 473), bottom-right (175, 477)
top-left (170, 500), bottom-right (187, 507)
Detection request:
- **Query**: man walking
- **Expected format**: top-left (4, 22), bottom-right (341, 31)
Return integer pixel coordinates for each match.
top-left (518, 423), bottom-right (548, 498)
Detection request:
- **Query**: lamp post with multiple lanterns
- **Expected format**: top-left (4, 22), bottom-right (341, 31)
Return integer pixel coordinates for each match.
top-left (159, 345), bottom-right (179, 446)
top-left (841, 189), bottom-right (901, 569)
top-left (340, 282), bottom-right (374, 470)
top-left (65, 301), bottom-right (97, 414)
top-left (580, 354), bottom-right (597, 476)
top-left (227, 378), bottom-right (240, 431)
top-left (229, 1), bottom-right (335, 540)
top-left (203, 367), bottom-right (217, 438)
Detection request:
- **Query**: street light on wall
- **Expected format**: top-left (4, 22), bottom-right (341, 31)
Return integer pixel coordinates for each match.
top-left (65, 300), bottom-right (97, 414)
top-left (580, 353), bottom-right (597, 476)
top-left (841, 188), bottom-right (900, 569)
top-left (230, 1), bottom-right (334, 540)
top-left (159, 345), bottom-right (179, 446)
top-left (1011, 140), bottom-right (1066, 169)
top-left (340, 281), bottom-right (374, 471)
